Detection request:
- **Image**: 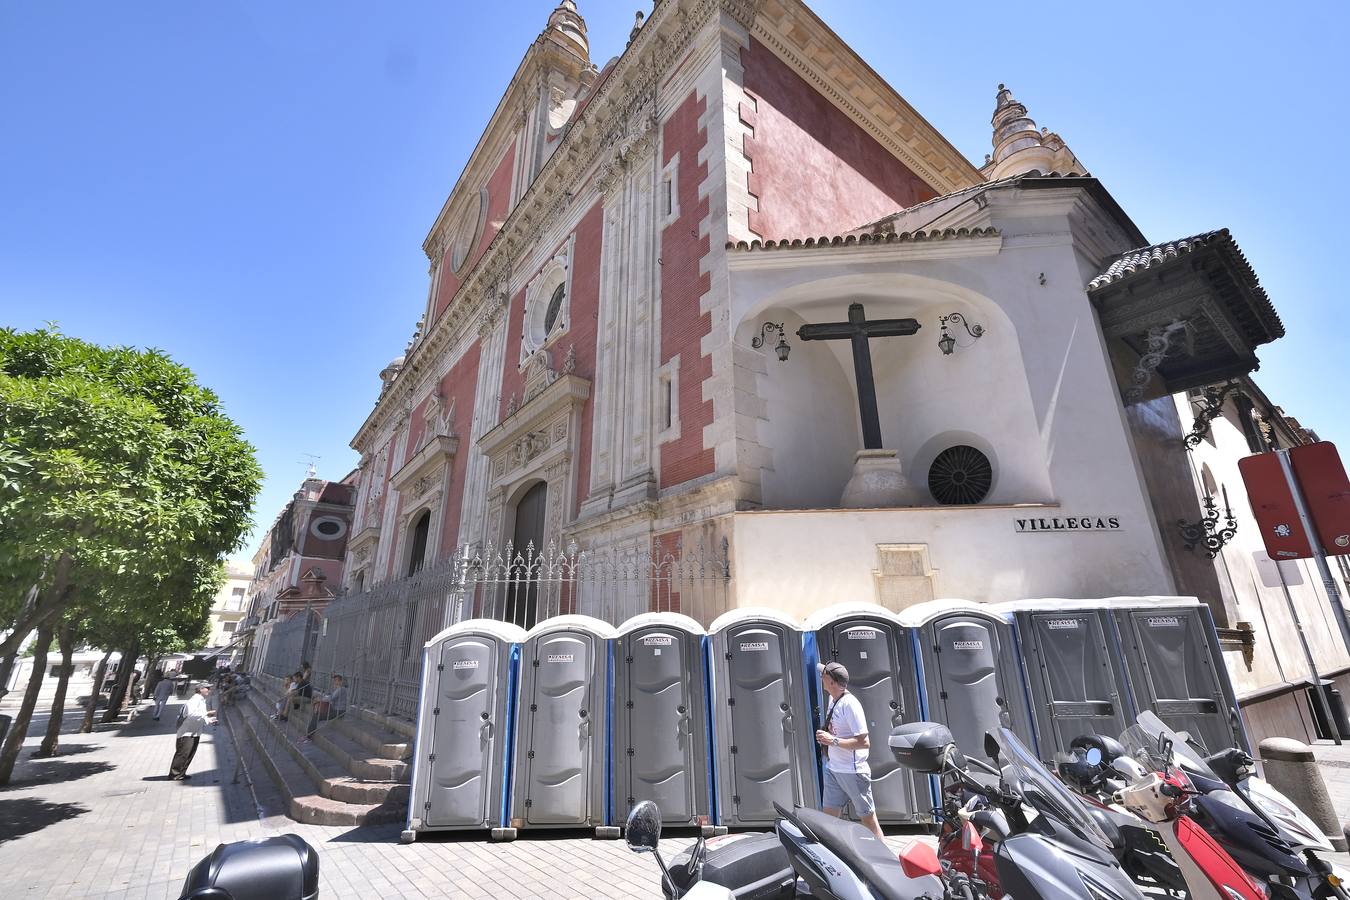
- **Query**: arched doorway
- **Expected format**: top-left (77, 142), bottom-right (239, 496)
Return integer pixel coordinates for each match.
top-left (406, 510), bottom-right (431, 577)
top-left (508, 481), bottom-right (548, 629)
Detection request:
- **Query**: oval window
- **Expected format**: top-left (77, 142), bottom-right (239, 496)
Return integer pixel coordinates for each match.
top-left (544, 282), bottom-right (565, 335)
top-left (310, 516), bottom-right (348, 540)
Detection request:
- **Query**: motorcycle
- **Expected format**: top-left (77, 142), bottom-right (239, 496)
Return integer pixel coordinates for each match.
top-left (1061, 734), bottom-right (1264, 900)
top-left (889, 720), bottom-right (1147, 900)
top-left (1120, 712), bottom-right (1349, 900)
top-left (625, 800), bottom-right (737, 900)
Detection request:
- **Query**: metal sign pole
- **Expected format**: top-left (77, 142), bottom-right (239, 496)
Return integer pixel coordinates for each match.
top-left (1277, 450), bottom-right (1350, 653)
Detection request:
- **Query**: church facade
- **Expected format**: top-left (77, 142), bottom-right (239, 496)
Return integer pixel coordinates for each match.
top-left (342, 0), bottom-right (1348, 741)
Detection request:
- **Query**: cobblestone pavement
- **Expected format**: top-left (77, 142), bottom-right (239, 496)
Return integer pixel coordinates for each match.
top-left (4, 695), bottom-right (1347, 898)
top-left (0, 696), bottom-right (705, 899)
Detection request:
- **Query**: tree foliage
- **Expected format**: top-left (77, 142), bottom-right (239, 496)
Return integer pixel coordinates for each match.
top-left (0, 326), bottom-right (261, 704)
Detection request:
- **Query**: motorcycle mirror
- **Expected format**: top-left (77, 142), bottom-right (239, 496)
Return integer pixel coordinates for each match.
top-left (1085, 747), bottom-right (1102, 767)
top-left (983, 732), bottom-right (1000, 763)
top-left (624, 801), bottom-right (662, 853)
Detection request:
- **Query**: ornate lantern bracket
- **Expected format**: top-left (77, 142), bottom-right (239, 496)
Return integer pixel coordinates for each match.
top-left (1184, 381), bottom-right (1240, 450)
top-left (1178, 485), bottom-right (1238, 557)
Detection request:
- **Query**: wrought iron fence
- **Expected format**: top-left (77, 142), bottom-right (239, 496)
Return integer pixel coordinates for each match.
top-left (293, 539), bottom-right (731, 722)
top-left (256, 607), bottom-right (319, 678)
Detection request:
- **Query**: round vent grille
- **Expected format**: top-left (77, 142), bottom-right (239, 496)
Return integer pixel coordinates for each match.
top-left (927, 445), bottom-right (993, 505)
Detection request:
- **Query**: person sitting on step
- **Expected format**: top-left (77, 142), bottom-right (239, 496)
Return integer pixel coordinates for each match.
top-left (303, 674), bottom-right (348, 742)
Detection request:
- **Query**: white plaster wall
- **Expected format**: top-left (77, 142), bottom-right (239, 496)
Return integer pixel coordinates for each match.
top-left (729, 505), bottom-right (1173, 620)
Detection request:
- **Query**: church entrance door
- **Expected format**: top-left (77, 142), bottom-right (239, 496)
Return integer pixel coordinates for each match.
top-left (509, 481), bottom-right (547, 630)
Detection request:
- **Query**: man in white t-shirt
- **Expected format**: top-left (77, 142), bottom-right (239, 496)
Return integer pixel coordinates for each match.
top-left (169, 683), bottom-right (215, 781)
top-left (815, 661), bottom-right (884, 838)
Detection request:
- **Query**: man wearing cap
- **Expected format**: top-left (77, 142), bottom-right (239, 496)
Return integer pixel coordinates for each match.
top-left (815, 661), bottom-right (885, 838)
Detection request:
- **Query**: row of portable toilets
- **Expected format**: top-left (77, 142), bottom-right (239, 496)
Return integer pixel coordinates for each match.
top-left (403, 596), bottom-right (1245, 840)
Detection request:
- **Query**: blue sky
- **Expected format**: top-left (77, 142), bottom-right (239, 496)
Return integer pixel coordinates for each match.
top-left (2, 1), bottom-right (1346, 564)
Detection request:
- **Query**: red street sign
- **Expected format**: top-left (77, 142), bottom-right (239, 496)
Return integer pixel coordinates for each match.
top-left (1289, 441), bottom-right (1350, 557)
top-left (1238, 452), bottom-right (1313, 560)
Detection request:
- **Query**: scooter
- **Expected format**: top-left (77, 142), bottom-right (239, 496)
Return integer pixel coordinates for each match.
top-left (624, 801), bottom-right (737, 900)
top-left (1122, 712), bottom-right (1349, 900)
top-left (772, 802), bottom-right (951, 900)
top-left (1057, 735), bottom-right (1192, 896)
top-left (889, 721), bottom-right (1147, 900)
top-left (1062, 735), bottom-right (1265, 900)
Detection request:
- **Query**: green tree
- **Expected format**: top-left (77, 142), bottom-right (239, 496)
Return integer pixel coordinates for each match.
top-left (0, 327), bottom-right (260, 783)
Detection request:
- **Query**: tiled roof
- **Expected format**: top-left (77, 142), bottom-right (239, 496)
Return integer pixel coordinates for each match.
top-left (1089, 227), bottom-right (1284, 342)
top-left (727, 226), bottom-right (999, 253)
top-left (1089, 230), bottom-right (1225, 289)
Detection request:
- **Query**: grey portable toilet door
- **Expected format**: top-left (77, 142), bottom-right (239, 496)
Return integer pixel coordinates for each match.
top-left (425, 632), bottom-right (499, 827)
top-left (725, 621), bottom-right (800, 823)
top-left (524, 630), bottom-right (594, 825)
top-left (1023, 611), bottom-right (1126, 756)
top-left (624, 626), bottom-right (695, 822)
top-left (824, 620), bottom-right (919, 821)
top-left (930, 615), bottom-right (1009, 763)
top-left (1114, 608), bottom-right (1237, 752)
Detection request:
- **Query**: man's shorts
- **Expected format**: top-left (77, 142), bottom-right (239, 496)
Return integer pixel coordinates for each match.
top-left (821, 767), bottom-right (876, 817)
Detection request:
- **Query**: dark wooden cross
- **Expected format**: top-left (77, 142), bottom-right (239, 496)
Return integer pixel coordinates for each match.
top-left (797, 302), bottom-right (920, 449)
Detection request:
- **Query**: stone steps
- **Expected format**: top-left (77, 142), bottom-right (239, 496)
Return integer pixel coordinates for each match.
top-left (226, 702), bottom-right (404, 827)
top-left (240, 689), bottom-right (409, 800)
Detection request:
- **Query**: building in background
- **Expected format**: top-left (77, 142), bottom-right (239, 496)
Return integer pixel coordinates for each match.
top-left (328, 0), bottom-right (1346, 743)
top-left (240, 471), bottom-right (357, 669)
top-left (205, 561), bottom-right (252, 652)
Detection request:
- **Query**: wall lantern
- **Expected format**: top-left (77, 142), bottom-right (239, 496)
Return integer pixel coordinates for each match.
top-left (752, 321), bottom-right (791, 362)
top-left (1177, 484), bottom-right (1239, 557)
top-left (937, 313), bottom-right (985, 356)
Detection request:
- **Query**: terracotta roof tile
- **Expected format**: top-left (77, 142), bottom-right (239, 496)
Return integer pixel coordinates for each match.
top-left (726, 226), bottom-right (999, 252)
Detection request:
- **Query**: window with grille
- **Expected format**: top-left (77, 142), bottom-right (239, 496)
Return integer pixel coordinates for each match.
top-left (927, 445), bottom-right (993, 505)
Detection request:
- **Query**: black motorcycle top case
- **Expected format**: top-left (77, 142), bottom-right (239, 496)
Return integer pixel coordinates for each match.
top-left (666, 832), bottom-right (796, 900)
top-left (179, 834), bottom-right (319, 900)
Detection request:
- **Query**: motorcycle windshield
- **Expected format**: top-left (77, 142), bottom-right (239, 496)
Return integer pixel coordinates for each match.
top-left (1124, 711), bottom-right (1220, 780)
top-left (993, 727), bottom-right (1114, 850)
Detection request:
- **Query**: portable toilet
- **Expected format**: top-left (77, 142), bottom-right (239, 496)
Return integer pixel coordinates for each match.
top-left (902, 600), bottom-right (1037, 763)
top-left (993, 599), bottom-right (1132, 760)
top-left (708, 607), bottom-right (817, 828)
top-left (510, 615), bottom-right (617, 836)
top-left (1107, 596), bottom-right (1247, 753)
top-left (804, 602), bottom-right (928, 824)
top-left (404, 618), bottom-right (526, 842)
top-left (612, 612), bottom-right (713, 831)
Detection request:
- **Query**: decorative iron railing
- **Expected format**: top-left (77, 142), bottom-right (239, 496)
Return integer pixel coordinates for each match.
top-left (258, 539), bottom-right (731, 722)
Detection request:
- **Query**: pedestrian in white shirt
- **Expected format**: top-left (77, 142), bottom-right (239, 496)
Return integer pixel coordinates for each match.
top-left (169, 684), bottom-right (215, 781)
top-left (152, 675), bottom-right (174, 720)
top-left (815, 661), bottom-right (885, 839)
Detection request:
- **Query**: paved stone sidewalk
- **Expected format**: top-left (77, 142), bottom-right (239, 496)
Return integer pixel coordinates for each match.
top-left (0, 697), bottom-right (700, 898)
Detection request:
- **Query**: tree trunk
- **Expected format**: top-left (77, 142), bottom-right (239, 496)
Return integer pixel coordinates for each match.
top-left (101, 640), bottom-right (138, 723)
top-left (0, 621), bottom-right (54, 785)
top-left (35, 623), bottom-right (74, 757)
top-left (80, 651), bottom-right (111, 734)
top-left (0, 556), bottom-right (75, 700)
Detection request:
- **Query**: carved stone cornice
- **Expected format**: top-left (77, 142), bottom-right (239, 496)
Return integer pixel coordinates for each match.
top-left (389, 434), bottom-right (459, 494)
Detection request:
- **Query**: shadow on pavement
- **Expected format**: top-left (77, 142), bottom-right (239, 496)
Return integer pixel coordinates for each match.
top-left (0, 758), bottom-right (116, 790)
top-left (325, 824), bottom-right (404, 843)
top-left (0, 797), bottom-right (88, 844)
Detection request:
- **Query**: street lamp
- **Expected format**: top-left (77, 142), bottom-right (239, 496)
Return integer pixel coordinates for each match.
top-left (938, 313), bottom-right (985, 356)
top-left (752, 322), bottom-right (791, 362)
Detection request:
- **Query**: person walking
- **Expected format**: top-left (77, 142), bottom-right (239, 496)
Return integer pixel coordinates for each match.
top-left (815, 661), bottom-right (885, 839)
top-left (304, 674), bottom-right (348, 741)
top-left (151, 675), bottom-right (174, 720)
top-left (169, 683), bottom-right (215, 781)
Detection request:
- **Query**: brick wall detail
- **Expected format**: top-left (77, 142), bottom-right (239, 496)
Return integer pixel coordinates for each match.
top-left (659, 91), bottom-right (715, 489)
top-left (433, 143), bottom-right (517, 322)
top-left (739, 38), bottom-right (935, 240)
